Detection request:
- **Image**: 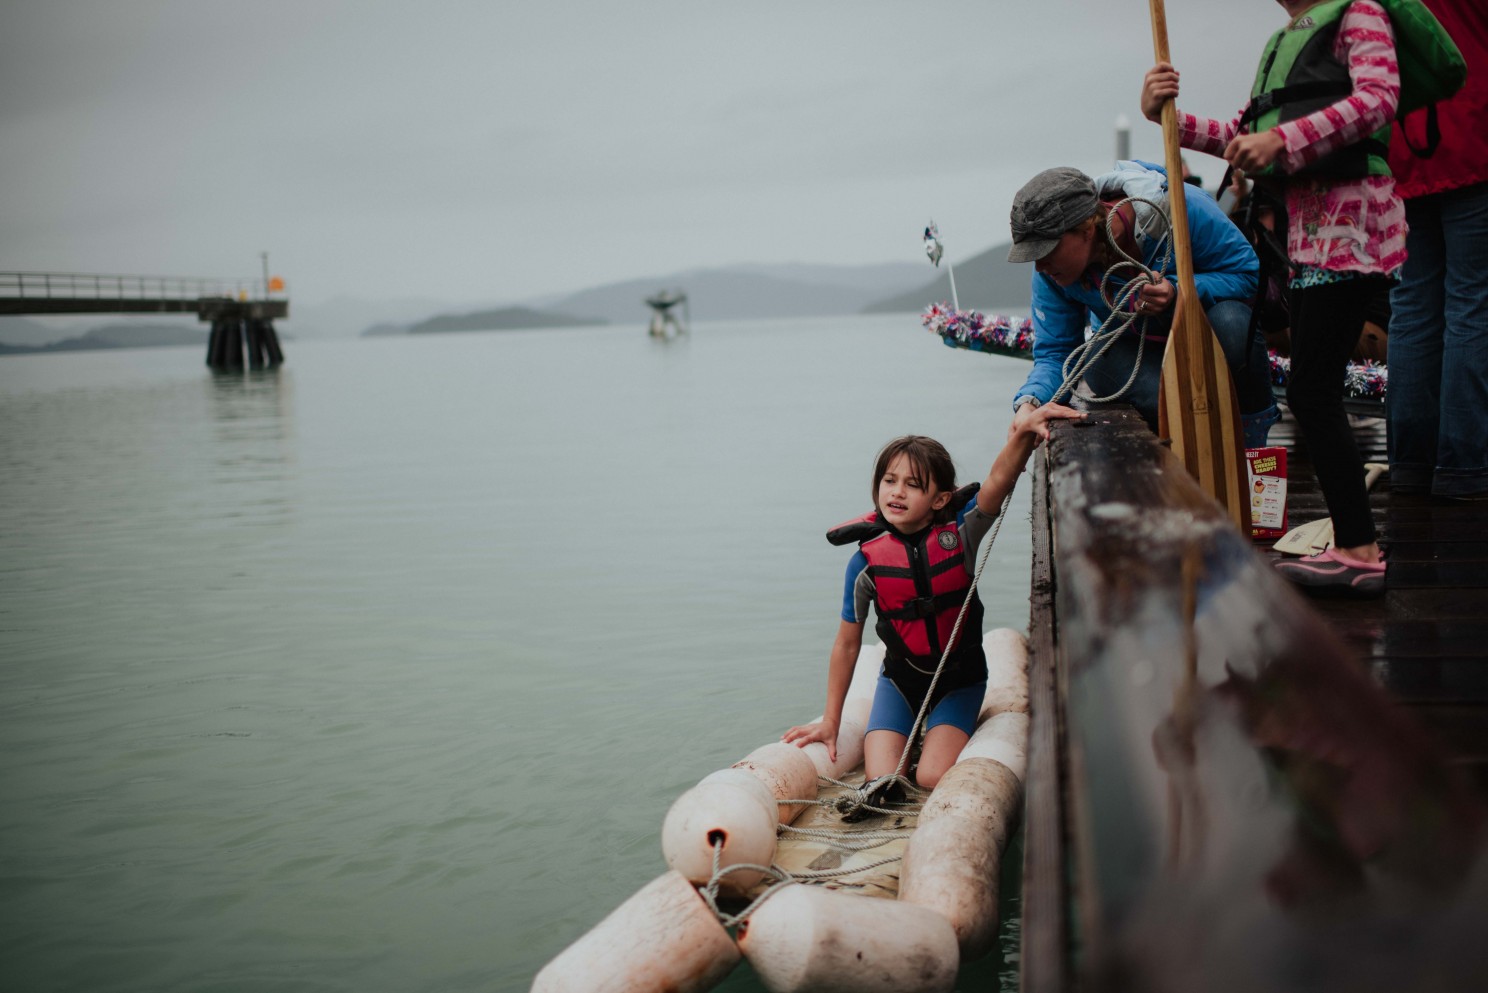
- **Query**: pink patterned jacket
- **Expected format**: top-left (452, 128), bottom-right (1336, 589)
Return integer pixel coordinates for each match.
top-left (1178, 0), bottom-right (1407, 278)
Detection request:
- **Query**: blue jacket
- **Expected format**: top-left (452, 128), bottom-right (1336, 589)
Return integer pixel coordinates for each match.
top-left (1012, 161), bottom-right (1258, 408)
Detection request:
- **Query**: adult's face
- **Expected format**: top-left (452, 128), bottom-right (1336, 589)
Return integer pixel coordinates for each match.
top-left (1034, 226), bottom-right (1096, 287)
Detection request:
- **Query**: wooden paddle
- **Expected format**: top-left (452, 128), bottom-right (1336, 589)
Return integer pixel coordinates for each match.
top-left (1273, 463), bottom-right (1388, 556)
top-left (1148, 0), bottom-right (1249, 531)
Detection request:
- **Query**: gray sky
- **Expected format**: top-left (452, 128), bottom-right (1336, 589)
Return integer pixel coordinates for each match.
top-left (1, 0), bottom-right (1275, 308)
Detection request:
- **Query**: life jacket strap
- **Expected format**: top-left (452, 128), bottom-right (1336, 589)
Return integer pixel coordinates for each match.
top-left (1241, 79), bottom-right (1353, 127)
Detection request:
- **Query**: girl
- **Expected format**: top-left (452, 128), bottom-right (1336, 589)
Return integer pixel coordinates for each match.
top-left (782, 402), bottom-right (1083, 806)
top-left (1142, 0), bottom-right (1405, 597)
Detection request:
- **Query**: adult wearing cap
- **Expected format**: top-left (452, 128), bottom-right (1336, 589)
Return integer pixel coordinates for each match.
top-left (1006, 161), bottom-right (1279, 445)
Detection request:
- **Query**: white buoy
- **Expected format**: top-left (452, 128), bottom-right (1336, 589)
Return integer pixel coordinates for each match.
top-left (978, 628), bottom-right (1030, 721)
top-left (898, 756), bottom-right (1024, 960)
top-left (531, 870), bottom-right (739, 993)
top-left (733, 740), bottom-right (819, 826)
top-left (737, 884), bottom-right (960, 993)
top-left (895, 628), bottom-right (1028, 959)
top-left (787, 641), bottom-right (881, 780)
top-left (793, 694), bottom-right (872, 781)
top-left (661, 773), bottom-right (778, 892)
top-left (958, 709), bottom-right (1029, 778)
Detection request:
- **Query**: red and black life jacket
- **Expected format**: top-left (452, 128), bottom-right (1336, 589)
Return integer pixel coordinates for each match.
top-left (826, 484), bottom-right (987, 693)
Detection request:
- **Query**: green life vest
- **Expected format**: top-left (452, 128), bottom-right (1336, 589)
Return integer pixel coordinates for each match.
top-left (1242, 0), bottom-right (1466, 176)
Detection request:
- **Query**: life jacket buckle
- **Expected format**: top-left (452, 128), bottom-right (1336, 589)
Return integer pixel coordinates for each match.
top-left (908, 596), bottom-right (937, 619)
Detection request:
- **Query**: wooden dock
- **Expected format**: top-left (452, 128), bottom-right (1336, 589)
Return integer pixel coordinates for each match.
top-left (1260, 414), bottom-right (1488, 791)
top-left (0, 270), bottom-right (288, 369)
top-left (1019, 407), bottom-right (1488, 993)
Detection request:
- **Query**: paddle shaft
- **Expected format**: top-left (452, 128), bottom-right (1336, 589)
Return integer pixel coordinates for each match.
top-left (1148, 0), bottom-right (1197, 302)
top-left (1149, 0), bottom-right (1249, 530)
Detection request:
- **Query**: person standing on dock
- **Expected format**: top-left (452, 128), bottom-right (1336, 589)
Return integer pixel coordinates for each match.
top-left (1142, 0), bottom-right (1408, 596)
top-left (1385, 0), bottom-right (1488, 501)
top-left (1003, 162), bottom-right (1280, 448)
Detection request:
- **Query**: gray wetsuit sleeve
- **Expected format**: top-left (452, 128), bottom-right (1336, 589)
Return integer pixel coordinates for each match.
top-left (960, 504), bottom-right (997, 571)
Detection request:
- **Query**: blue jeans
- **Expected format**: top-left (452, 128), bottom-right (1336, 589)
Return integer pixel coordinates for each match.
top-left (1082, 299), bottom-right (1274, 431)
top-left (1388, 181), bottom-right (1488, 497)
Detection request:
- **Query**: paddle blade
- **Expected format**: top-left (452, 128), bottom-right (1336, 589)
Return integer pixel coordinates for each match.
top-left (1158, 296), bottom-right (1249, 530)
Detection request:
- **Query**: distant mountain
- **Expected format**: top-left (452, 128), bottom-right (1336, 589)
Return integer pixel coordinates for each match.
top-left (405, 306), bottom-right (605, 335)
top-left (547, 262), bottom-right (927, 325)
top-left (0, 322), bottom-right (207, 355)
top-left (0, 260), bottom-right (946, 353)
top-left (0, 315), bottom-right (83, 348)
top-left (724, 262), bottom-right (932, 295)
top-left (861, 243), bottom-right (1033, 315)
top-left (286, 294), bottom-right (454, 339)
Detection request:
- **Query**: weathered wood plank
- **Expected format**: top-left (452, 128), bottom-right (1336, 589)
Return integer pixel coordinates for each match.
top-left (1019, 444), bottom-right (1069, 993)
top-left (1043, 407), bottom-right (1488, 992)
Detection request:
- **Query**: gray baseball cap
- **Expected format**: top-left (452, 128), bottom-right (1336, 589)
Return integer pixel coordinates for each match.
top-left (1007, 167), bottom-right (1100, 263)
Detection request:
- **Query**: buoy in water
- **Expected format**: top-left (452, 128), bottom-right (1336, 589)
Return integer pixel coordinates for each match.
top-left (737, 883), bottom-right (959, 993)
top-left (661, 770), bottom-right (778, 893)
top-left (530, 870), bottom-right (739, 993)
top-left (732, 741), bottom-right (819, 827)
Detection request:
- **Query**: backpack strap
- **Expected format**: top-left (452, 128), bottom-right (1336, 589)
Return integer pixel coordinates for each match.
top-left (1398, 103), bottom-right (1443, 159)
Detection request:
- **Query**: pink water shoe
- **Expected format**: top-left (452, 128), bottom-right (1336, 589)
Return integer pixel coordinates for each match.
top-left (1274, 548), bottom-right (1385, 598)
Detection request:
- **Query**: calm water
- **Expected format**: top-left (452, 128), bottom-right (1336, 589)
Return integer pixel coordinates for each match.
top-left (0, 314), bottom-right (1036, 993)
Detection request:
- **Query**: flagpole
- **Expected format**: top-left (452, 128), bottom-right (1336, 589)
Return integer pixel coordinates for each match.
top-left (923, 221), bottom-right (959, 311)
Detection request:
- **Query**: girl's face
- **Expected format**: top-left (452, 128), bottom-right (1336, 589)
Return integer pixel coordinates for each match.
top-left (1034, 224), bottom-right (1097, 287)
top-left (876, 453), bottom-right (953, 533)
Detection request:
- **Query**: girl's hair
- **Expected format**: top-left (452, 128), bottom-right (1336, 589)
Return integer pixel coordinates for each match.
top-left (872, 435), bottom-right (957, 506)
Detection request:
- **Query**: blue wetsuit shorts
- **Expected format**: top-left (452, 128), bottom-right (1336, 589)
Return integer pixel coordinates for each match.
top-left (865, 674), bottom-right (986, 738)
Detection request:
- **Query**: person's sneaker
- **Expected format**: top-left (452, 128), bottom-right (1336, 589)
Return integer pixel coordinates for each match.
top-left (1274, 548), bottom-right (1385, 597)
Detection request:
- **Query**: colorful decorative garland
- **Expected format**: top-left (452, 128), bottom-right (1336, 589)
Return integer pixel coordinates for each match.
top-left (923, 303), bottom-right (1388, 406)
top-left (921, 302), bottom-right (1035, 358)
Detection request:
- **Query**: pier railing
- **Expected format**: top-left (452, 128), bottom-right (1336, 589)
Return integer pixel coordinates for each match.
top-left (0, 270), bottom-right (289, 322)
top-left (0, 270), bottom-right (289, 369)
top-left (0, 270), bottom-right (270, 304)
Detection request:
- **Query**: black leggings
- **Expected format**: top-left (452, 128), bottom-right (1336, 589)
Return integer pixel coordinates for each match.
top-left (1285, 277), bottom-right (1390, 549)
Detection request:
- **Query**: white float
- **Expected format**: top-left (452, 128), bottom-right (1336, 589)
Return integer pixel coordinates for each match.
top-left (531, 630), bottom-right (1031, 993)
top-left (737, 883), bottom-right (960, 993)
top-left (530, 870), bottom-right (740, 993)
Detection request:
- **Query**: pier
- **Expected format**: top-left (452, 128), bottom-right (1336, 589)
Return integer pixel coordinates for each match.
top-left (1020, 408), bottom-right (1488, 992)
top-left (0, 270), bottom-right (289, 370)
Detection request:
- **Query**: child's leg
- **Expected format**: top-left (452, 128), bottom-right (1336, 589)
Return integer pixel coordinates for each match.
top-left (916, 726), bottom-right (973, 789)
top-left (1285, 280), bottom-right (1380, 553)
top-left (915, 681), bottom-right (987, 789)
top-left (863, 729), bottom-right (910, 781)
top-left (864, 674), bottom-right (916, 780)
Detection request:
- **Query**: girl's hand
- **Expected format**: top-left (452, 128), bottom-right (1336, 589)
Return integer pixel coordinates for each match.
top-left (1142, 62), bottom-right (1180, 123)
top-left (1015, 402), bottom-right (1086, 441)
top-left (1224, 131), bottom-right (1286, 173)
top-left (783, 720), bottom-right (839, 762)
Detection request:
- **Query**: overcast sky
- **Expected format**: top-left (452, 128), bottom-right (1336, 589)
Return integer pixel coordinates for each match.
top-left (2, 0), bottom-right (1275, 308)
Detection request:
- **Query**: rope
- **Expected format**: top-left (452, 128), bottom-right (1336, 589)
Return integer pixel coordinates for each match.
top-left (700, 196), bottom-right (1181, 928)
top-left (698, 835), bottom-right (910, 929)
top-left (1050, 195), bottom-right (1174, 408)
top-left (857, 195), bottom-right (1178, 803)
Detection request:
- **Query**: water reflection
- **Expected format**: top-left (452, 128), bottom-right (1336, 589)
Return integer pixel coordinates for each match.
top-left (204, 369), bottom-right (296, 527)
